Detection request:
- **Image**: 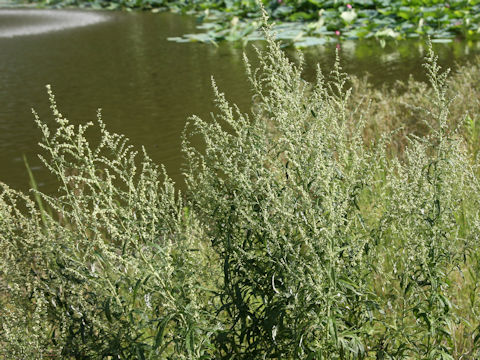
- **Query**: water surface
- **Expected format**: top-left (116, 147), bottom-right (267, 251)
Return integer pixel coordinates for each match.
top-left (0, 8), bottom-right (107, 37)
top-left (0, 9), bottom-right (479, 194)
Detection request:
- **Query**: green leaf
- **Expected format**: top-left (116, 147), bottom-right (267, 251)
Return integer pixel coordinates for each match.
top-left (154, 314), bottom-right (173, 350)
top-left (104, 298), bottom-right (113, 323)
top-left (328, 317), bottom-right (338, 345)
top-left (431, 38), bottom-right (453, 43)
top-left (186, 327), bottom-right (195, 354)
top-left (338, 277), bottom-right (363, 295)
top-left (295, 36), bottom-right (327, 48)
top-left (136, 345), bottom-right (146, 360)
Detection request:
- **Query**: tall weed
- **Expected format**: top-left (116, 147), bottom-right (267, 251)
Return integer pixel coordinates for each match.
top-left (1, 23), bottom-right (480, 359)
top-left (1, 89), bottom-right (218, 358)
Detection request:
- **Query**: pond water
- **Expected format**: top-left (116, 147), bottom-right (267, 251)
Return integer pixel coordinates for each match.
top-left (1, 8), bottom-right (479, 194)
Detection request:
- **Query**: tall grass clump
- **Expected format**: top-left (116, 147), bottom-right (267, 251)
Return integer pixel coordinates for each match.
top-left (347, 56), bottom-right (480, 157)
top-left (1, 20), bottom-right (480, 358)
top-left (183, 25), bottom-right (380, 358)
top-left (0, 88), bottom-right (218, 358)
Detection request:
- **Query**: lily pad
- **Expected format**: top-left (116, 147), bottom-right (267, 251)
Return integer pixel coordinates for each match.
top-left (295, 36), bottom-right (327, 48)
top-left (431, 38), bottom-right (453, 43)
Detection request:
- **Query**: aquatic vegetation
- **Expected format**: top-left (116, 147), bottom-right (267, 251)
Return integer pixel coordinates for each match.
top-left (1, 23), bottom-right (480, 358)
top-left (12, 0), bottom-right (480, 46)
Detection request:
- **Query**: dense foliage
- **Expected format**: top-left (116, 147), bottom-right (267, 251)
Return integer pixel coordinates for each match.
top-left (14, 0), bottom-right (480, 45)
top-left (1, 24), bottom-right (480, 358)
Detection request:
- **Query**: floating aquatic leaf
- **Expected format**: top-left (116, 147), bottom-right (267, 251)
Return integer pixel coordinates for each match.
top-left (167, 36), bottom-right (192, 43)
top-left (246, 30), bottom-right (264, 41)
top-left (431, 38), bottom-right (453, 43)
top-left (294, 36), bottom-right (327, 48)
top-left (275, 29), bottom-right (304, 40)
top-left (288, 11), bottom-right (315, 21)
top-left (197, 22), bottom-right (218, 30)
top-left (20, 0), bottom-right (480, 45)
top-left (272, 5), bottom-right (294, 18)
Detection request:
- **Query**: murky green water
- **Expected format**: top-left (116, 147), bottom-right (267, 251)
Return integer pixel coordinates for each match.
top-left (1, 8), bottom-right (479, 193)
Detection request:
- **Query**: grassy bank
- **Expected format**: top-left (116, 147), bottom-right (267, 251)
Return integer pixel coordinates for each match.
top-left (12, 0), bottom-right (480, 46)
top-left (349, 55), bottom-right (480, 155)
top-left (1, 23), bottom-right (480, 358)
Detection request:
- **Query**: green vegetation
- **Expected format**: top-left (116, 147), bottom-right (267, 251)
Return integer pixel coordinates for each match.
top-left (14, 0), bottom-right (480, 46)
top-left (2, 22), bottom-right (480, 358)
